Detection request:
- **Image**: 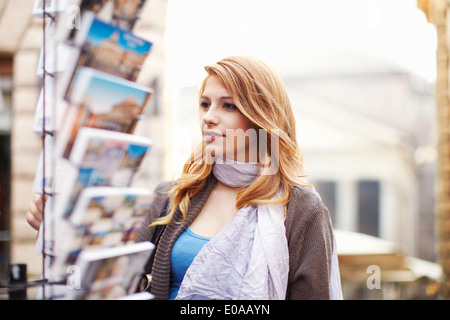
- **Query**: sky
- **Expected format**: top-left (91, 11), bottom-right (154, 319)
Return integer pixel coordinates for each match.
top-left (163, 0), bottom-right (438, 177)
top-left (163, 0), bottom-right (437, 86)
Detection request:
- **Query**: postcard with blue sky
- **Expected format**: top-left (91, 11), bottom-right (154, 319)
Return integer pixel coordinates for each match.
top-left (69, 67), bottom-right (151, 113)
top-left (86, 17), bottom-right (152, 56)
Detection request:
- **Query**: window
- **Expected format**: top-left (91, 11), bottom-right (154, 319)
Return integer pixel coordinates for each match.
top-left (0, 63), bottom-right (12, 133)
top-left (314, 181), bottom-right (337, 225)
top-left (357, 180), bottom-right (380, 237)
top-left (0, 56), bottom-right (12, 285)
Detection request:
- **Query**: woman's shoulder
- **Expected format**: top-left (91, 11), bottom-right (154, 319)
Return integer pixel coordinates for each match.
top-left (289, 184), bottom-right (324, 212)
top-left (153, 180), bottom-right (176, 196)
top-left (151, 180), bottom-right (183, 204)
top-left (285, 184), bottom-right (331, 232)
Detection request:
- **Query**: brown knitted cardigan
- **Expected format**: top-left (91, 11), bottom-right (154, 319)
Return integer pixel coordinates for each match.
top-left (136, 174), bottom-right (336, 300)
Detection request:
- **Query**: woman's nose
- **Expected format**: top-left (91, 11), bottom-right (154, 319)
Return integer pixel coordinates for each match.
top-left (202, 105), bottom-right (219, 126)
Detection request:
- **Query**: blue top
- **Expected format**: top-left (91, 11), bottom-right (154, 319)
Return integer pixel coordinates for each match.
top-left (169, 227), bottom-right (210, 300)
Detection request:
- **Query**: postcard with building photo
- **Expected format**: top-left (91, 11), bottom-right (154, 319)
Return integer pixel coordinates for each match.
top-left (60, 11), bottom-right (152, 97)
top-left (69, 186), bottom-right (151, 225)
top-left (56, 66), bottom-right (152, 159)
top-left (52, 186), bottom-right (152, 277)
top-left (58, 0), bottom-right (148, 41)
top-left (54, 127), bottom-right (152, 218)
top-left (66, 241), bottom-right (154, 299)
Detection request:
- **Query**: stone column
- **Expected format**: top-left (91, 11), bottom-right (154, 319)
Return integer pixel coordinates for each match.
top-left (419, 0), bottom-right (450, 299)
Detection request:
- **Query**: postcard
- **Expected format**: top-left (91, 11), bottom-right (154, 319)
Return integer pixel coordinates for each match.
top-left (60, 12), bottom-right (152, 97)
top-left (57, 0), bottom-right (148, 41)
top-left (53, 187), bottom-right (152, 276)
top-left (32, 76), bottom-right (69, 136)
top-left (54, 127), bottom-right (152, 218)
top-left (66, 241), bottom-right (154, 299)
top-left (36, 19), bottom-right (76, 78)
top-left (56, 66), bottom-right (152, 159)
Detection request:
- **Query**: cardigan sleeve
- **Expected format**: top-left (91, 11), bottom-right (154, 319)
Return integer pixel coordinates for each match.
top-left (285, 186), bottom-right (341, 300)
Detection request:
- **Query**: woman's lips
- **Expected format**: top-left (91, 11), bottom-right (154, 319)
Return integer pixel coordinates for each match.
top-left (203, 131), bottom-right (223, 142)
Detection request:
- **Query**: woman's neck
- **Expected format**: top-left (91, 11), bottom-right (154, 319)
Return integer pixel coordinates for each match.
top-left (212, 157), bottom-right (259, 188)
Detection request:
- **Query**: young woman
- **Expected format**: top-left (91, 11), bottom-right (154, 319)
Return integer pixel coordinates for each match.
top-left (135, 56), bottom-right (342, 300)
top-left (26, 56), bottom-right (342, 300)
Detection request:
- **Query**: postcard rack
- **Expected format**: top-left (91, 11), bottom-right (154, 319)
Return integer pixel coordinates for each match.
top-left (3, 0), bottom-right (156, 300)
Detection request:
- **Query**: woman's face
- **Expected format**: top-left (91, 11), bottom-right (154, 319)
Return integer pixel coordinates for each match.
top-left (199, 76), bottom-right (258, 162)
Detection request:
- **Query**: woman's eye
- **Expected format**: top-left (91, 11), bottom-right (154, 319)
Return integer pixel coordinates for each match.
top-left (200, 102), bottom-right (210, 109)
top-left (224, 103), bottom-right (237, 110)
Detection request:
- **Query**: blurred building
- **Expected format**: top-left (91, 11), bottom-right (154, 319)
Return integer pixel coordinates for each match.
top-left (283, 47), bottom-right (436, 262)
top-left (0, 0), bottom-right (169, 279)
top-left (284, 46), bottom-right (439, 299)
top-left (336, 229), bottom-right (441, 299)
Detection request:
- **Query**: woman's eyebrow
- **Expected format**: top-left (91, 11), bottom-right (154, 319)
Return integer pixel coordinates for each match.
top-left (200, 95), bottom-right (233, 101)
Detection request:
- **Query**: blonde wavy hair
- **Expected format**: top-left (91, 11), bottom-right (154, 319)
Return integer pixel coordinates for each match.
top-left (152, 56), bottom-right (309, 226)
